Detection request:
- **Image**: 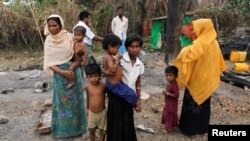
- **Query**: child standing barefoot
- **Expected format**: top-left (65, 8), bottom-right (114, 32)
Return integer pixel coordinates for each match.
top-left (162, 66), bottom-right (179, 132)
top-left (85, 61), bottom-right (106, 141)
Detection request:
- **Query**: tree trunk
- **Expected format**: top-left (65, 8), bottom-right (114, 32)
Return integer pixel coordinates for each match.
top-left (165, 0), bottom-right (190, 65)
top-left (135, 0), bottom-right (146, 35)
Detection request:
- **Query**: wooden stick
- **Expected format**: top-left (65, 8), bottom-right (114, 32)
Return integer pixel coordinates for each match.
top-left (27, 0), bottom-right (44, 48)
top-left (20, 31), bottom-right (32, 51)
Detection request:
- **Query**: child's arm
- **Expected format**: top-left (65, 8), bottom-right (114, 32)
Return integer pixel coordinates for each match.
top-left (114, 52), bottom-right (122, 61)
top-left (135, 75), bottom-right (141, 100)
top-left (134, 75), bottom-right (142, 112)
top-left (165, 92), bottom-right (177, 97)
top-left (102, 83), bottom-right (107, 97)
top-left (85, 85), bottom-right (89, 117)
top-left (163, 85), bottom-right (179, 98)
top-left (113, 57), bottom-right (120, 72)
top-left (81, 43), bottom-right (88, 67)
top-left (102, 55), bottom-right (118, 76)
top-left (112, 52), bottom-right (122, 70)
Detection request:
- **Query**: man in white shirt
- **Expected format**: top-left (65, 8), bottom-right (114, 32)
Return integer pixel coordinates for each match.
top-left (111, 6), bottom-right (128, 41)
top-left (74, 11), bottom-right (103, 58)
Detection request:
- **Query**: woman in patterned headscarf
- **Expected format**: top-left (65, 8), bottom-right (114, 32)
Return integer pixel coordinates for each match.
top-left (43, 14), bottom-right (87, 138)
top-left (174, 19), bottom-right (227, 136)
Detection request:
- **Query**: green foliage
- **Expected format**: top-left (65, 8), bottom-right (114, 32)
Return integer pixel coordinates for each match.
top-left (91, 3), bottom-right (114, 36)
top-left (204, 0), bottom-right (249, 36)
top-left (142, 38), bottom-right (161, 53)
top-left (83, 0), bottom-right (101, 9)
top-left (7, 0), bottom-right (248, 51)
top-left (223, 0), bottom-right (250, 18)
top-left (1, 0), bottom-right (148, 50)
top-left (0, 4), bottom-right (38, 50)
top-left (207, 0), bottom-right (249, 20)
top-left (1, 0), bottom-right (80, 50)
top-left (33, 0), bottom-right (79, 28)
top-left (35, 0), bottom-right (56, 5)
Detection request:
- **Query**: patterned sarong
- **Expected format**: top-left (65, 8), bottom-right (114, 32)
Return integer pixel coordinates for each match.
top-left (52, 62), bottom-right (87, 138)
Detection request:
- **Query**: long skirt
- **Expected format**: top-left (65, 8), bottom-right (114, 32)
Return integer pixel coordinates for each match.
top-left (106, 90), bottom-right (137, 141)
top-left (179, 89), bottom-right (211, 136)
top-left (52, 62), bottom-right (87, 138)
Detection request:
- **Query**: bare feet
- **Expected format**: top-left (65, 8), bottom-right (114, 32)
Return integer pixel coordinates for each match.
top-left (82, 132), bottom-right (89, 140)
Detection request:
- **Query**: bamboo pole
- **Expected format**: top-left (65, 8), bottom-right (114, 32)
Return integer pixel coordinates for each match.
top-left (27, 0), bottom-right (44, 48)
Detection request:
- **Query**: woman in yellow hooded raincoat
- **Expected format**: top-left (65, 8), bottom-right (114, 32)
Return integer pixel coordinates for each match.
top-left (174, 19), bottom-right (227, 136)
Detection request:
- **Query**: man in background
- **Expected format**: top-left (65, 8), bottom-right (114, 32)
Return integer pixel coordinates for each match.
top-left (111, 6), bottom-right (128, 41)
top-left (74, 11), bottom-right (103, 58)
top-left (111, 6), bottom-right (128, 55)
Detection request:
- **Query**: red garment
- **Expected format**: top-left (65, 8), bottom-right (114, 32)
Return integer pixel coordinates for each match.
top-left (162, 81), bottom-right (179, 132)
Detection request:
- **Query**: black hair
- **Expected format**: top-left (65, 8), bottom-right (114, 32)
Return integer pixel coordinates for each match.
top-left (47, 17), bottom-right (62, 29)
top-left (102, 33), bottom-right (121, 50)
top-left (85, 56), bottom-right (101, 75)
top-left (85, 63), bottom-right (101, 76)
top-left (165, 66), bottom-right (178, 77)
top-left (74, 26), bottom-right (86, 35)
top-left (125, 33), bottom-right (143, 49)
top-left (79, 11), bottom-right (90, 20)
top-left (117, 5), bottom-right (124, 10)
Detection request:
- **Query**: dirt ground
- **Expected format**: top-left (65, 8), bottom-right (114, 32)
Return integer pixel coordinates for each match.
top-left (0, 50), bottom-right (250, 141)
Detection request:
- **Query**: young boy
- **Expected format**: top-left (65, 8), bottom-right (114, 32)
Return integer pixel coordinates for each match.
top-left (102, 34), bottom-right (137, 106)
top-left (85, 59), bottom-right (106, 141)
top-left (162, 66), bottom-right (179, 132)
top-left (66, 26), bottom-right (88, 88)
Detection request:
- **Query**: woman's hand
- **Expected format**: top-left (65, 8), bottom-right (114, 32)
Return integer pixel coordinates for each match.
top-left (61, 70), bottom-right (75, 79)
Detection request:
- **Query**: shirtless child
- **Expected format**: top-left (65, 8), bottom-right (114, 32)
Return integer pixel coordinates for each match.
top-left (102, 34), bottom-right (137, 106)
top-left (67, 26), bottom-right (88, 88)
top-left (85, 60), bottom-right (106, 141)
